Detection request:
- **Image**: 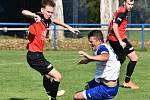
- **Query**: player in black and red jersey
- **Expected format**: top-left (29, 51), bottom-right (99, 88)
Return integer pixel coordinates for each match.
top-left (22, 0), bottom-right (79, 100)
top-left (108, 0), bottom-right (139, 89)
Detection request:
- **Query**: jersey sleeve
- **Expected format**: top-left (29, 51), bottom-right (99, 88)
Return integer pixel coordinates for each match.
top-left (97, 45), bottom-right (109, 55)
top-left (114, 13), bottom-right (126, 25)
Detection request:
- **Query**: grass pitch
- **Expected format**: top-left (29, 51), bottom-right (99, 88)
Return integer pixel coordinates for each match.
top-left (0, 50), bottom-right (150, 100)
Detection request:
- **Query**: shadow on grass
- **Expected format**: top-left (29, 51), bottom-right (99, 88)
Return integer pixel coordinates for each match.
top-left (9, 98), bottom-right (29, 100)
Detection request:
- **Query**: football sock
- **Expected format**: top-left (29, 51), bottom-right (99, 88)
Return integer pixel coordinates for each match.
top-left (50, 79), bottom-right (60, 98)
top-left (43, 76), bottom-right (52, 95)
top-left (125, 60), bottom-right (137, 83)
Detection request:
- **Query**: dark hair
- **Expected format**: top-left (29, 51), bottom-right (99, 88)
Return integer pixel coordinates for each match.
top-left (88, 30), bottom-right (104, 42)
top-left (41, 0), bottom-right (56, 8)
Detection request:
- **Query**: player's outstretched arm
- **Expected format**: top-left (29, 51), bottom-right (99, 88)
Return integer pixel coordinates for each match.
top-left (52, 18), bottom-right (80, 34)
top-left (22, 10), bottom-right (41, 22)
top-left (78, 51), bottom-right (109, 61)
top-left (78, 51), bottom-right (93, 64)
top-left (22, 10), bottom-right (35, 17)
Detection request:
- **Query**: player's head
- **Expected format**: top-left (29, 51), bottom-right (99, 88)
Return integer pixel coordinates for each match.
top-left (124, 0), bottom-right (134, 11)
top-left (88, 30), bottom-right (104, 50)
top-left (41, 0), bottom-right (56, 19)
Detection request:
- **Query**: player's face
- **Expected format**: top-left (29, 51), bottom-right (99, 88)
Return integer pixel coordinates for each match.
top-left (88, 36), bottom-right (101, 50)
top-left (125, 0), bottom-right (134, 11)
top-left (41, 5), bottom-right (54, 19)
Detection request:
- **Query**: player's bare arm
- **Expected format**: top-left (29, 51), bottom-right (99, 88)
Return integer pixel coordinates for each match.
top-left (113, 23), bottom-right (126, 48)
top-left (78, 57), bottom-right (90, 64)
top-left (52, 18), bottom-right (80, 34)
top-left (22, 10), bottom-right (41, 22)
top-left (78, 51), bottom-right (109, 61)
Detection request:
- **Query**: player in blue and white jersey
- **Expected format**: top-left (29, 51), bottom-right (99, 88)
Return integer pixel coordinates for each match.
top-left (73, 30), bottom-right (120, 100)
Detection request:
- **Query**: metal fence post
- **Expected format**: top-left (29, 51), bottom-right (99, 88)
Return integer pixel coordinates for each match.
top-left (53, 24), bottom-right (57, 49)
top-left (141, 25), bottom-right (145, 49)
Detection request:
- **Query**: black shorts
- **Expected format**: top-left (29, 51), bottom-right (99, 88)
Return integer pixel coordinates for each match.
top-left (109, 38), bottom-right (135, 58)
top-left (26, 51), bottom-right (53, 75)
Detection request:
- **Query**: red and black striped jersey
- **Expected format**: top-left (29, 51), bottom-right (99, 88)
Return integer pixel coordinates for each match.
top-left (108, 6), bottom-right (128, 41)
top-left (27, 12), bottom-right (51, 52)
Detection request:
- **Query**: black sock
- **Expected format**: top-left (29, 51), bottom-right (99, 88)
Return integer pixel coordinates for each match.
top-left (125, 60), bottom-right (137, 83)
top-left (43, 76), bottom-right (52, 95)
top-left (50, 79), bottom-right (60, 99)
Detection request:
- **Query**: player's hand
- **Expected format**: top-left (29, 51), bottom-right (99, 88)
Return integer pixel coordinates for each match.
top-left (68, 27), bottom-right (80, 35)
top-left (33, 14), bottom-right (41, 22)
top-left (78, 58), bottom-right (89, 64)
top-left (119, 41), bottom-right (126, 49)
top-left (78, 51), bottom-right (92, 60)
top-left (78, 51), bottom-right (88, 57)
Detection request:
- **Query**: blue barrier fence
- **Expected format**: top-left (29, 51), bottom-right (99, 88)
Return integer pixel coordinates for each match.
top-left (0, 22), bottom-right (150, 49)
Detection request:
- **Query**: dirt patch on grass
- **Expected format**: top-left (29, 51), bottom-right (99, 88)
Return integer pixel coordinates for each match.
top-left (0, 37), bottom-right (149, 50)
top-left (0, 38), bottom-right (26, 50)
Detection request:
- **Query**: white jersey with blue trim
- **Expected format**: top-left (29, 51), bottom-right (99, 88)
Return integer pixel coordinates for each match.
top-left (94, 43), bottom-right (120, 81)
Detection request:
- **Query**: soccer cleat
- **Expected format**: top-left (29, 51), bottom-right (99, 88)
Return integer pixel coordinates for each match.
top-left (48, 96), bottom-right (57, 100)
top-left (47, 90), bottom-right (65, 100)
top-left (57, 90), bottom-right (65, 97)
top-left (48, 96), bottom-right (51, 100)
top-left (123, 81), bottom-right (139, 89)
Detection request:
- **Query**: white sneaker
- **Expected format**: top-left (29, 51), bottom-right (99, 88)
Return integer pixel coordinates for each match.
top-left (48, 96), bottom-right (51, 100)
top-left (57, 90), bottom-right (65, 97)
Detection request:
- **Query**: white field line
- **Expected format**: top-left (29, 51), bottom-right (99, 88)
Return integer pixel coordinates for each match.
top-left (0, 58), bottom-right (78, 66)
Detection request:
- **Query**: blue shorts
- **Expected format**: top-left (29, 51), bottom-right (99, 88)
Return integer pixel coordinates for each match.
top-left (84, 79), bottom-right (119, 100)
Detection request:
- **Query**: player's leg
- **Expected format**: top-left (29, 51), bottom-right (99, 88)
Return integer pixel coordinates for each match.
top-left (73, 91), bottom-right (86, 100)
top-left (43, 75), bottom-right (52, 96)
top-left (74, 79), bottom-right (98, 100)
top-left (74, 82), bottom-right (119, 100)
top-left (88, 79), bottom-right (101, 88)
top-left (26, 52), bottom-right (57, 99)
top-left (123, 39), bottom-right (139, 89)
top-left (43, 75), bottom-right (65, 97)
top-left (27, 52), bottom-right (64, 99)
top-left (109, 40), bottom-right (126, 64)
top-left (47, 68), bottom-right (65, 100)
top-left (126, 51), bottom-right (138, 82)
top-left (123, 50), bottom-right (139, 89)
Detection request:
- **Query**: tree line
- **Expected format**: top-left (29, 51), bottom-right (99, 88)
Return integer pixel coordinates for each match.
top-left (84, 0), bottom-right (149, 24)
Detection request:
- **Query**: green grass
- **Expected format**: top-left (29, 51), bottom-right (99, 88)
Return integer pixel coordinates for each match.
top-left (65, 30), bottom-right (150, 41)
top-left (0, 50), bottom-right (150, 100)
top-left (127, 30), bottom-right (150, 41)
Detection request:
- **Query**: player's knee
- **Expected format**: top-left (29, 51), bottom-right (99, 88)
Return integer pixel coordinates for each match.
top-left (134, 54), bottom-right (138, 61)
top-left (73, 94), bottom-right (78, 100)
top-left (54, 72), bottom-right (62, 81)
top-left (133, 55), bottom-right (138, 61)
top-left (73, 92), bottom-right (84, 100)
top-left (130, 54), bottom-right (138, 61)
top-left (49, 68), bottom-right (62, 81)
